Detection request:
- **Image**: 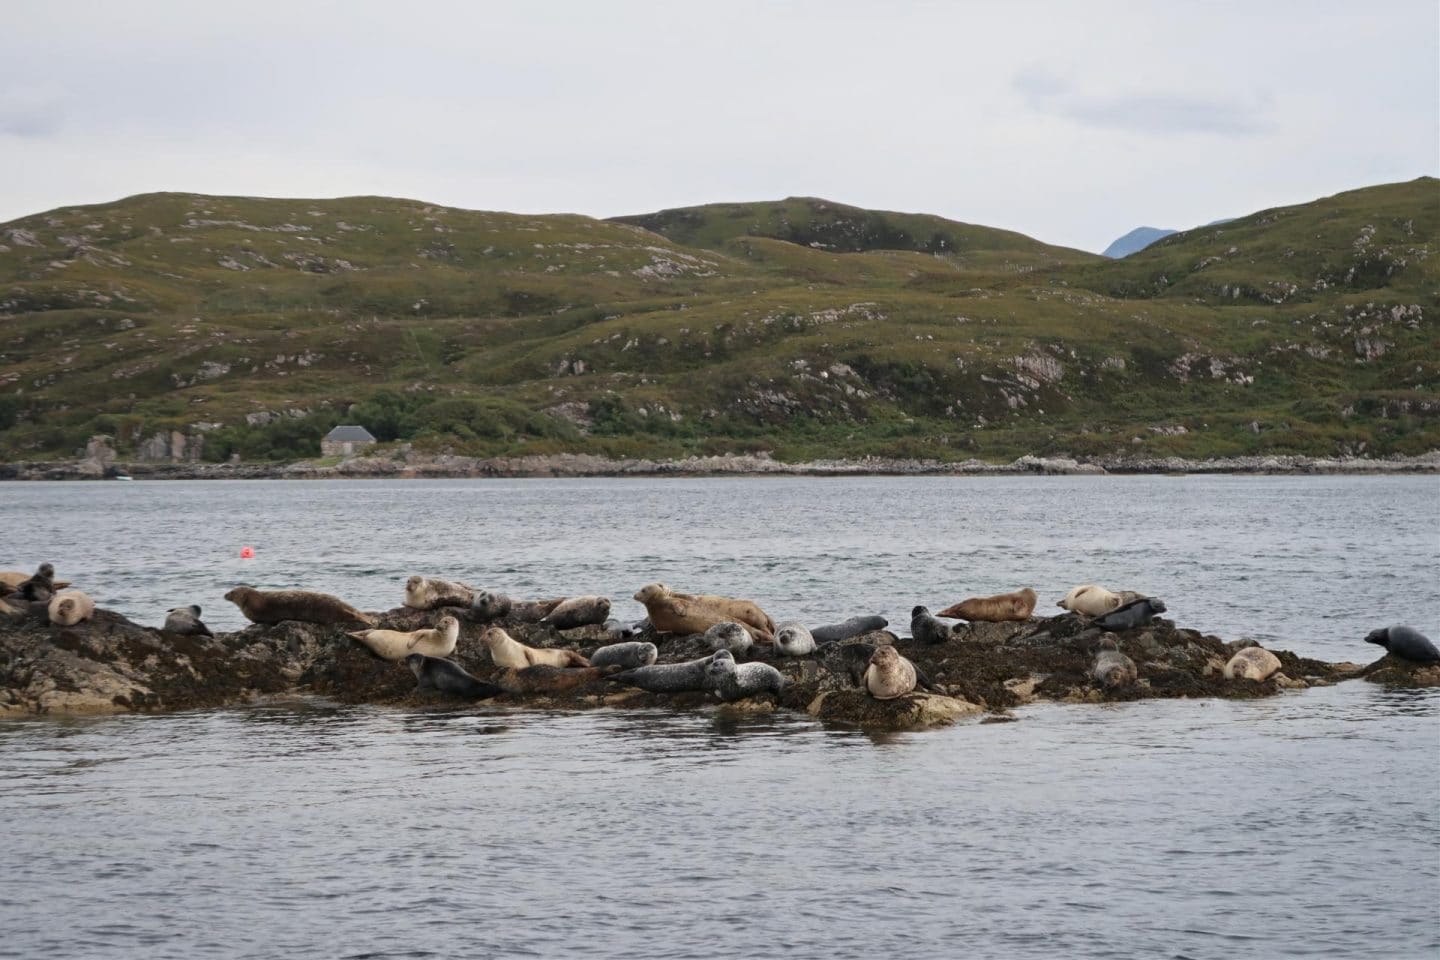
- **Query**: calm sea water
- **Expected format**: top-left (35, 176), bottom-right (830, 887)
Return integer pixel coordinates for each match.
top-left (2, 476), bottom-right (1438, 959)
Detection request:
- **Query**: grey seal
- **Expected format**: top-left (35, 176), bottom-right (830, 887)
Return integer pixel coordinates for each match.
top-left (163, 604), bottom-right (212, 637)
top-left (18, 563), bottom-right (56, 602)
top-left (403, 653), bottom-right (502, 700)
top-left (1092, 636), bottom-right (1137, 688)
top-left (706, 649), bottom-right (787, 701)
top-left (773, 621), bottom-right (817, 657)
top-left (588, 641), bottom-right (660, 670)
top-left (541, 595), bottom-right (612, 630)
top-left (910, 606), bottom-right (952, 645)
top-left (471, 590), bottom-right (513, 621)
top-left (1364, 625), bottom-right (1439, 663)
top-left (601, 618), bottom-right (649, 640)
top-left (811, 615), bottom-right (888, 643)
top-left (705, 621), bottom-right (752, 655)
top-left (611, 652), bottom-right (720, 693)
top-left (1093, 597), bottom-right (1166, 632)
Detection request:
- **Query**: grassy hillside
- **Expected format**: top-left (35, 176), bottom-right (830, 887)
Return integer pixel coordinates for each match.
top-left (1, 180), bottom-right (1436, 464)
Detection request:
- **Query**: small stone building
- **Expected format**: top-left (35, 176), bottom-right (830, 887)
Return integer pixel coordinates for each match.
top-left (321, 425), bottom-right (377, 457)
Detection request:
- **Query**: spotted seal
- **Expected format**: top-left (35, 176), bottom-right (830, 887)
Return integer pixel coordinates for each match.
top-left (611, 652), bottom-right (720, 693)
top-left (633, 583), bottom-right (775, 642)
top-left (1092, 635), bottom-right (1138, 688)
top-left (541, 595), bottom-right (612, 630)
top-left (937, 587), bottom-right (1037, 622)
top-left (705, 621), bottom-right (752, 655)
top-left (479, 627), bottom-right (589, 668)
top-left (163, 605), bottom-right (212, 637)
top-left (48, 590), bottom-right (95, 627)
top-left (773, 621), bottom-right (817, 657)
top-left (1057, 585), bottom-right (1124, 617)
top-left (706, 649), bottom-right (787, 701)
top-left (910, 606), bottom-right (952, 645)
top-left (1364, 625), bottom-right (1439, 663)
top-left (349, 615), bottom-right (460, 660)
top-left (404, 575), bottom-right (474, 610)
top-left (224, 586), bottom-right (375, 626)
top-left (588, 641), bottom-right (659, 670)
top-left (810, 615), bottom-right (888, 643)
top-left (862, 645), bottom-right (918, 699)
top-left (470, 591), bottom-right (564, 623)
top-left (817, 641), bottom-right (940, 691)
top-left (403, 653), bottom-right (502, 700)
top-left (1093, 597), bottom-right (1167, 632)
top-left (1223, 645), bottom-right (1282, 681)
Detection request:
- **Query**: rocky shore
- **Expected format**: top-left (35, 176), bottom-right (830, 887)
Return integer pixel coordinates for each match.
top-left (3, 449), bottom-right (1438, 481)
top-left (3, 603), bottom-right (1433, 730)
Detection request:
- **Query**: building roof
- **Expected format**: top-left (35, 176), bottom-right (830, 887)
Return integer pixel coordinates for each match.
top-left (324, 425), bottom-right (376, 442)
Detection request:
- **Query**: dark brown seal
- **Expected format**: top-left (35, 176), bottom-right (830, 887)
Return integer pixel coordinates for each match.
top-left (223, 586), bottom-right (375, 626)
top-left (494, 664), bottom-right (620, 695)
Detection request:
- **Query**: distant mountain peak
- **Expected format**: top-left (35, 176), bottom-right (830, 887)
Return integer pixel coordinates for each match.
top-left (1102, 226), bottom-right (1177, 258)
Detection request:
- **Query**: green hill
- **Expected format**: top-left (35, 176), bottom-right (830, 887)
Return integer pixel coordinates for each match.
top-left (0, 180), bottom-right (1435, 465)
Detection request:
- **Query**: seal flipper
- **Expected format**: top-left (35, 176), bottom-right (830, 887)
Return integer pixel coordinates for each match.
top-left (914, 665), bottom-right (940, 693)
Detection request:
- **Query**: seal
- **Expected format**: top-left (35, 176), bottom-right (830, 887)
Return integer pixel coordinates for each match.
top-left (1092, 636), bottom-right (1138, 688)
top-left (1364, 625), bottom-right (1440, 663)
top-left (705, 621), bottom-right (752, 655)
top-left (937, 587), bottom-right (1037, 622)
top-left (773, 621), bottom-right (817, 657)
top-left (706, 649), bottom-right (787, 701)
top-left (403, 653), bottom-right (502, 700)
top-left (1093, 597), bottom-right (1167, 632)
top-left (1223, 645), bottom-right (1282, 681)
top-left (471, 591), bottom-right (564, 623)
top-left (48, 589), bottom-right (95, 627)
top-left (601, 618), bottom-right (648, 640)
top-left (611, 652), bottom-right (719, 693)
top-left (816, 641), bottom-right (938, 691)
top-left (470, 590), bottom-right (512, 621)
top-left (541, 595), bottom-right (612, 630)
top-left (494, 664), bottom-right (620, 695)
top-left (633, 583), bottom-right (776, 642)
top-left (404, 575), bottom-right (474, 610)
top-left (862, 645), bottom-right (918, 699)
top-left (224, 586), bottom-right (375, 626)
top-left (163, 605), bottom-right (212, 637)
top-left (910, 606), bottom-right (952, 645)
top-left (810, 615), bottom-right (888, 643)
top-left (349, 615), bottom-right (460, 661)
top-left (17, 563), bottom-right (57, 602)
top-left (479, 626), bottom-right (589, 668)
top-left (588, 641), bottom-right (659, 670)
top-left (1057, 585), bottom-right (1124, 617)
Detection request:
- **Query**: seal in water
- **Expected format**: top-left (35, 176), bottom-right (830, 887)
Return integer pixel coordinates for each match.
top-left (404, 575), bottom-right (474, 610)
top-left (1223, 645), bottom-right (1282, 681)
top-left (705, 621), bottom-right (752, 655)
top-left (48, 590), bottom-right (95, 627)
top-left (403, 653), bottom-right (502, 701)
top-left (1093, 597), bottom-right (1166, 632)
top-left (1057, 585), bottom-right (1124, 617)
top-left (349, 615), bottom-right (460, 661)
top-left (18, 563), bottom-right (56, 602)
top-left (706, 649), bottom-right (787, 701)
top-left (611, 652), bottom-right (721, 693)
top-left (163, 605), bottom-right (212, 637)
top-left (541, 595), bottom-right (612, 630)
top-left (479, 627), bottom-right (589, 668)
top-left (224, 586), bottom-right (375, 626)
top-left (810, 615), bottom-right (888, 643)
top-left (588, 641), bottom-right (659, 670)
top-left (773, 621), bottom-right (817, 657)
top-left (910, 606), bottom-right (952, 645)
top-left (633, 583), bottom-right (776, 642)
top-left (937, 588), bottom-right (1037, 622)
top-left (862, 645), bottom-right (918, 699)
top-left (495, 664), bottom-right (620, 695)
top-left (1364, 625), bottom-right (1440, 663)
top-left (1092, 635), bottom-right (1138, 689)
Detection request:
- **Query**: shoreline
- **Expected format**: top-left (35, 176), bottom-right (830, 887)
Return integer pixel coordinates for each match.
top-left (3, 450), bottom-right (1439, 481)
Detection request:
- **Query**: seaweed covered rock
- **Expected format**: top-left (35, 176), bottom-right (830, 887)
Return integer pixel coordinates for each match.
top-left (1360, 655), bottom-right (1440, 687)
top-left (804, 688), bottom-right (984, 731)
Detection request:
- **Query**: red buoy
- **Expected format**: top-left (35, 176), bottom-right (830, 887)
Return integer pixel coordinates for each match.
top-left (240, 546), bottom-right (255, 559)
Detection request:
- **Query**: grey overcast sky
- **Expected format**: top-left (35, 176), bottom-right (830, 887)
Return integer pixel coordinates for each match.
top-left (2, 0), bottom-right (1436, 252)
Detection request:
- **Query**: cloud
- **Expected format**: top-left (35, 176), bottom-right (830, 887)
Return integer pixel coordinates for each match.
top-left (1013, 66), bottom-right (1273, 137)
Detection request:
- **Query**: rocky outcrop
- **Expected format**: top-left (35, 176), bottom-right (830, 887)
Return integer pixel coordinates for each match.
top-left (0, 601), bottom-right (1410, 730)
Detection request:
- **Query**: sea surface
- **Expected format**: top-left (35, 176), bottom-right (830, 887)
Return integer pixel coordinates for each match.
top-left (1, 475), bottom-right (1437, 959)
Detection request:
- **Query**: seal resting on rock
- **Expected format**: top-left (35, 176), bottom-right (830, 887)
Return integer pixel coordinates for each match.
top-left (817, 642), bottom-right (939, 692)
top-left (1364, 625), bottom-right (1440, 663)
top-left (705, 621), bottom-right (753, 655)
top-left (937, 588), bottom-right (1036, 622)
top-left (633, 583), bottom-right (775, 642)
top-left (404, 575), bottom-right (474, 610)
top-left (479, 627), bottom-right (589, 668)
top-left (48, 590), bottom-right (95, 627)
top-left (588, 641), bottom-right (658, 670)
top-left (349, 615), bottom-right (460, 660)
top-left (495, 664), bottom-right (620, 695)
top-left (17, 563), bottom-right (57, 602)
top-left (541, 595), bottom-right (612, 630)
top-left (611, 652), bottom-right (720, 693)
top-left (163, 605), bottom-right (212, 637)
top-left (470, 591), bottom-right (563, 623)
top-left (1092, 636), bottom-right (1138, 689)
top-left (403, 653), bottom-right (501, 701)
top-left (773, 621), bottom-right (817, 657)
top-left (1223, 646), bottom-right (1282, 681)
top-left (862, 645), bottom-right (918, 700)
top-left (910, 606), bottom-right (953, 645)
top-left (1057, 584), bottom-right (1124, 617)
top-left (224, 586), bottom-right (375, 626)
top-left (811, 615), bottom-right (888, 642)
top-left (706, 649), bottom-right (787, 701)
top-left (1093, 597), bottom-right (1166, 632)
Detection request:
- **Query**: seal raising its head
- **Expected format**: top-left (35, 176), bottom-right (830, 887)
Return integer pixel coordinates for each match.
top-left (1092, 636), bottom-right (1138, 689)
top-left (773, 621), bottom-right (817, 657)
top-left (479, 627), bottom-right (589, 669)
top-left (350, 615), bottom-right (460, 661)
top-left (470, 590), bottom-right (513, 621)
top-left (1364, 625), bottom-right (1439, 663)
top-left (163, 605), bottom-right (212, 637)
top-left (910, 606), bottom-right (952, 645)
top-left (862, 645), bottom-right (918, 699)
top-left (19, 563), bottom-right (56, 602)
top-left (706, 649), bottom-right (787, 701)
